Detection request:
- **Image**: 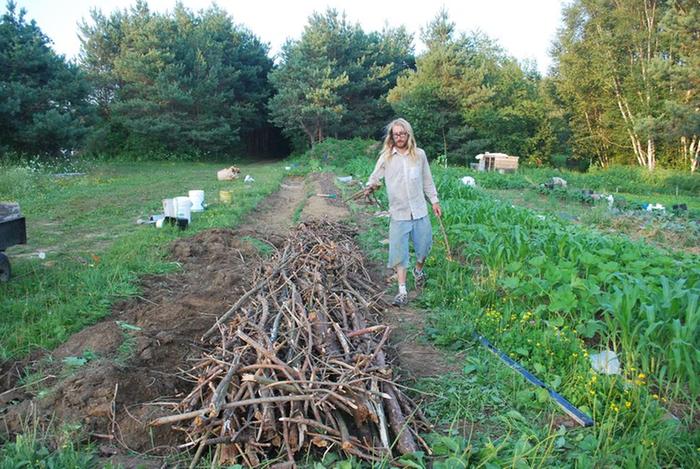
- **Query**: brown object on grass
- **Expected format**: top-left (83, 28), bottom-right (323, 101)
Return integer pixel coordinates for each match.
top-left (217, 166), bottom-right (241, 181)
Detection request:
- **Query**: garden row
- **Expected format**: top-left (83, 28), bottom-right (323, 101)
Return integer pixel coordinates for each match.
top-left (336, 150), bottom-right (699, 466)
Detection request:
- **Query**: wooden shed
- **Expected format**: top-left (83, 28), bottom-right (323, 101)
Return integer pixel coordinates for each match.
top-left (475, 153), bottom-right (519, 173)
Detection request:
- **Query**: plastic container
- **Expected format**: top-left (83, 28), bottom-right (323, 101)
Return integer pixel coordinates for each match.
top-left (189, 190), bottom-right (205, 212)
top-left (219, 190), bottom-right (233, 205)
top-left (162, 198), bottom-right (175, 218)
top-left (590, 350), bottom-right (620, 375)
top-left (174, 196), bottom-right (192, 223)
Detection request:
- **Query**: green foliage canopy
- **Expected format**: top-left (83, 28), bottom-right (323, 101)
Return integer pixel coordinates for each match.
top-left (388, 10), bottom-right (554, 165)
top-left (79, 1), bottom-right (272, 157)
top-left (268, 9), bottom-right (414, 150)
top-left (0, 1), bottom-right (93, 157)
top-left (551, 0), bottom-right (700, 171)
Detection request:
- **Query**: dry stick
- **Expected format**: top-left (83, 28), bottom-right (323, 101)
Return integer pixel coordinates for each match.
top-left (246, 374), bottom-right (387, 400)
top-left (337, 293), bottom-right (350, 330)
top-left (332, 411), bottom-right (353, 450)
top-left (343, 188), bottom-right (366, 202)
top-left (375, 348), bottom-right (419, 455)
top-left (149, 395), bottom-right (315, 427)
top-left (172, 220), bottom-right (429, 464)
top-left (235, 330), bottom-right (299, 377)
top-left (109, 383), bottom-right (119, 437)
top-left (347, 325), bottom-right (387, 338)
top-left (279, 417), bottom-right (341, 438)
top-left (256, 294), bottom-right (270, 330)
top-left (188, 430), bottom-right (211, 469)
top-left (395, 389), bottom-right (431, 431)
top-left (362, 326), bottom-right (392, 371)
top-left (331, 321), bottom-right (351, 359)
top-left (342, 278), bottom-right (372, 310)
top-left (202, 256), bottom-right (291, 340)
top-left (381, 383), bottom-right (418, 455)
top-left (309, 298), bottom-right (342, 357)
top-left (370, 379), bottom-right (390, 451)
top-left (270, 309), bottom-right (284, 343)
top-left (208, 358), bottom-right (239, 418)
top-left (437, 215), bottom-right (453, 261)
top-left (200, 422), bottom-right (249, 446)
top-left (238, 364), bottom-right (302, 393)
top-left (409, 426), bottom-right (433, 455)
top-left (276, 402), bottom-right (295, 464)
top-left (0, 374), bottom-right (56, 398)
top-left (308, 433), bottom-right (385, 463)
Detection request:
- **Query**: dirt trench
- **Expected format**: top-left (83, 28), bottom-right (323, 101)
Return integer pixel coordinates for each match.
top-left (0, 172), bottom-right (458, 464)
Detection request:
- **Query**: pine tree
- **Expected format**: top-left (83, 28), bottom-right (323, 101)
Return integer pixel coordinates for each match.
top-left (0, 1), bottom-right (92, 157)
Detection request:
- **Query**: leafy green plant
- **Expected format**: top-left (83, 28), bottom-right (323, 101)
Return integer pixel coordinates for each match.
top-left (0, 421), bottom-right (96, 469)
top-left (346, 164), bottom-right (700, 467)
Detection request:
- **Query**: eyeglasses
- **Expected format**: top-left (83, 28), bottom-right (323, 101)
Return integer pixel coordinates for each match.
top-left (393, 131), bottom-right (408, 138)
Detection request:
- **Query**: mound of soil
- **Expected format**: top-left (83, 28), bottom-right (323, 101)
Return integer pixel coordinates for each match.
top-left (0, 173), bottom-right (310, 451)
top-left (1, 229), bottom-right (263, 453)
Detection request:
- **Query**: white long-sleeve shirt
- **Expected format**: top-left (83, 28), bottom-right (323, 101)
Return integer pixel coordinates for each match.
top-left (367, 147), bottom-right (439, 221)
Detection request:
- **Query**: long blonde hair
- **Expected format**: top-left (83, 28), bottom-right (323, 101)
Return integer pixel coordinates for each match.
top-left (381, 118), bottom-right (418, 161)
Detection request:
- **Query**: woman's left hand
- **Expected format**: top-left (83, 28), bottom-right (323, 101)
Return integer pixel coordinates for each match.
top-left (432, 202), bottom-right (442, 218)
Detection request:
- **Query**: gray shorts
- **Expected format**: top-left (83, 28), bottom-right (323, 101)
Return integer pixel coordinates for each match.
top-left (388, 216), bottom-right (433, 269)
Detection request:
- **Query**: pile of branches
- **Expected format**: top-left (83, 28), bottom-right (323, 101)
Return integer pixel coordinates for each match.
top-left (150, 220), bottom-right (430, 466)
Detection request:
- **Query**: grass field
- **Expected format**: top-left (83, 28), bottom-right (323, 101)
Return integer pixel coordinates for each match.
top-left (0, 160), bottom-right (286, 359)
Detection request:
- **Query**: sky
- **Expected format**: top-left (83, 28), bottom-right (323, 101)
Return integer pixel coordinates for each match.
top-left (14, 0), bottom-right (566, 74)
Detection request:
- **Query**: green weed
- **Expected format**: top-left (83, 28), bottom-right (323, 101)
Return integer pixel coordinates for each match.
top-left (241, 235), bottom-right (276, 258)
top-left (0, 419), bottom-right (96, 469)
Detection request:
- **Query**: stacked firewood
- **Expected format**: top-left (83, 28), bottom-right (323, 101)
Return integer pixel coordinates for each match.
top-left (150, 220), bottom-right (430, 466)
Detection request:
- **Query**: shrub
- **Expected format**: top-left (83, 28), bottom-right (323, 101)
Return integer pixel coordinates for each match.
top-left (550, 153), bottom-right (568, 169)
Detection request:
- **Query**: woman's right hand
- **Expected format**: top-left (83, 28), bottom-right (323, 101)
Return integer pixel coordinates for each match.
top-left (363, 184), bottom-right (378, 196)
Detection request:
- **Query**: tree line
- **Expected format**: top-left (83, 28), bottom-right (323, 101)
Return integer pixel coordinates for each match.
top-left (1, 0), bottom-right (698, 171)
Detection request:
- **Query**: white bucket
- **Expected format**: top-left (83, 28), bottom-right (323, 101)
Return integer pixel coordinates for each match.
top-left (189, 190), bottom-right (205, 212)
top-left (162, 198), bottom-right (176, 218)
top-left (174, 196), bottom-right (192, 223)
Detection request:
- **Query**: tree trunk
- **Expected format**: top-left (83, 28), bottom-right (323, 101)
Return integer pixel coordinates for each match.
top-left (583, 109), bottom-right (611, 168)
top-left (613, 76), bottom-right (656, 170)
top-left (597, 3), bottom-right (659, 171)
top-left (442, 128), bottom-right (448, 168)
top-left (301, 122), bottom-right (315, 148)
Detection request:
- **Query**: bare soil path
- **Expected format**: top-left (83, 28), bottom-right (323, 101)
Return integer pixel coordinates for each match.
top-left (0, 172), bottom-right (459, 465)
